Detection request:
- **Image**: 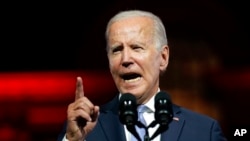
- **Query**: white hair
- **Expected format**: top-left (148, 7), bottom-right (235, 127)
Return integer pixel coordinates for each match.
top-left (105, 10), bottom-right (168, 51)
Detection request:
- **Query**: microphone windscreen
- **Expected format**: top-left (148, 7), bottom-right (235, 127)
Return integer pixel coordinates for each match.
top-left (155, 91), bottom-right (171, 104)
top-left (154, 91), bottom-right (173, 125)
top-left (119, 93), bottom-right (136, 104)
top-left (118, 93), bottom-right (138, 126)
top-left (119, 93), bottom-right (142, 141)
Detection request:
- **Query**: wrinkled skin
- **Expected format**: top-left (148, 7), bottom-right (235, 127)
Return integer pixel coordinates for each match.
top-left (107, 16), bottom-right (169, 104)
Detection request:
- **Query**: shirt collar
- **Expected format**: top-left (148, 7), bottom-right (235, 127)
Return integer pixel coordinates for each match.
top-left (144, 88), bottom-right (160, 113)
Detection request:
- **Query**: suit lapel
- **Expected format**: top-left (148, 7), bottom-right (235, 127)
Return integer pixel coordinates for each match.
top-left (161, 105), bottom-right (185, 141)
top-left (99, 112), bottom-right (126, 141)
top-left (99, 95), bottom-right (127, 141)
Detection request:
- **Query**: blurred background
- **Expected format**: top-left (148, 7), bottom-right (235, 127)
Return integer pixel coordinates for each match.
top-left (1, 0), bottom-right (249, 141)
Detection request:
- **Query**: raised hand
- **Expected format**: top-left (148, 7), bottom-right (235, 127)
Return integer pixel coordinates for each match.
top-left (66, 77), bottom-right (100, 141)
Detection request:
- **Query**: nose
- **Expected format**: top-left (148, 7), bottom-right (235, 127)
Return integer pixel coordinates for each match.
top-left (121, 48), bottom-right (133, 68)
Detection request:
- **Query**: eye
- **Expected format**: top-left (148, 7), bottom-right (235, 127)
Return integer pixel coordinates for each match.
top-left (112, 46), bottom-right (123, 54)
top-left (132, 45), bottom-right (143, 51)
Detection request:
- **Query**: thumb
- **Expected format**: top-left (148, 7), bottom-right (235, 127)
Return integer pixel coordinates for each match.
top-left (75, 76), bottom-right (84, 101)
top-left (91, 106), bottom-right (100, 122)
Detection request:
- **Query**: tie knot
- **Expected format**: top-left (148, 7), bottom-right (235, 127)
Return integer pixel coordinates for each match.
top-left (137, 105), bottom-right (148, 113)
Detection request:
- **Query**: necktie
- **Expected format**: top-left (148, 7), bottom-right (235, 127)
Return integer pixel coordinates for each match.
top-left (131, 105), bottom-right (147, 141)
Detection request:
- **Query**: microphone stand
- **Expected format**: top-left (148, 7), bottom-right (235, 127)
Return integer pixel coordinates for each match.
top-left (136, 120), bottom-right (169, 141)
top-left (136, 121), bottom-right (150, 141)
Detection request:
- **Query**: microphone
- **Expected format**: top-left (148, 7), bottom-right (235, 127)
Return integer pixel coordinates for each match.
top-left (155, 91), bottom-right (173, 125)
top-left (118, 93), bottom-right (141, 141)
top-left (150, 91), bottom-right (173, 140)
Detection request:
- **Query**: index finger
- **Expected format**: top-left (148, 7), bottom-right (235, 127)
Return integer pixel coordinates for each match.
top-left (75, 76), bottom-right (84, 101)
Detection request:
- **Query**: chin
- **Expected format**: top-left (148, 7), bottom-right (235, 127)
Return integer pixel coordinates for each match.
top-left (119, 83), bottom-right (146, 94)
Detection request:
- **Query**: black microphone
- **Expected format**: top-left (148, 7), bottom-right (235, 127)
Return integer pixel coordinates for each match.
top-left (150, 91), bottom-right (173, 140)
top-left (118, 93), bottom-right (141, 141)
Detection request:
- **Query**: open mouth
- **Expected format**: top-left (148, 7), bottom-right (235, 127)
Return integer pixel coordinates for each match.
top-left (120, 73), bottom-right (142, 83)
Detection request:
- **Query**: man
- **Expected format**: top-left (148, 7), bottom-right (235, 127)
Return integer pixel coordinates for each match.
top-left (57, 10), bottom-right (227, 141)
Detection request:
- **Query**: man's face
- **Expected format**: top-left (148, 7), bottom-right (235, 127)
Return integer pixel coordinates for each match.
top-left (107, 16), bottom-right (169, 104)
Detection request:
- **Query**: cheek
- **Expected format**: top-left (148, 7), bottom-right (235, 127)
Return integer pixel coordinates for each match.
top-left (109, 58), bottom-right (119, 73)
top-left (144, 55), bottom-right (161, 75)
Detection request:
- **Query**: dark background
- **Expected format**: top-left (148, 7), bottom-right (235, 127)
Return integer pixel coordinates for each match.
top-left (1, 0), bottom-right (249, 71)
top-left (1, 0), bottom-right (249, 141)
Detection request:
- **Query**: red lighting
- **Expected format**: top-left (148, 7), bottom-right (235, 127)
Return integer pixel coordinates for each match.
top-left (0, 70), bottom-right (117, 129)
top-left (0, 70), bottom-right (117, 102)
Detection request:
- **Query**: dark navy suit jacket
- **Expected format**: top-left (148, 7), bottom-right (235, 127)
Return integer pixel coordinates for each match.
top-left (57, 94), bottom-right (227, 141)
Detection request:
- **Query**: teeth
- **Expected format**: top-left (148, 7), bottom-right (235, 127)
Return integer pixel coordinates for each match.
top-left (125, 77), bottom-right (141, 83)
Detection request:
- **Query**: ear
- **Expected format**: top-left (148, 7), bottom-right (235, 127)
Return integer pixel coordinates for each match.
top-left (159, 45), bottom-right (169, 72)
